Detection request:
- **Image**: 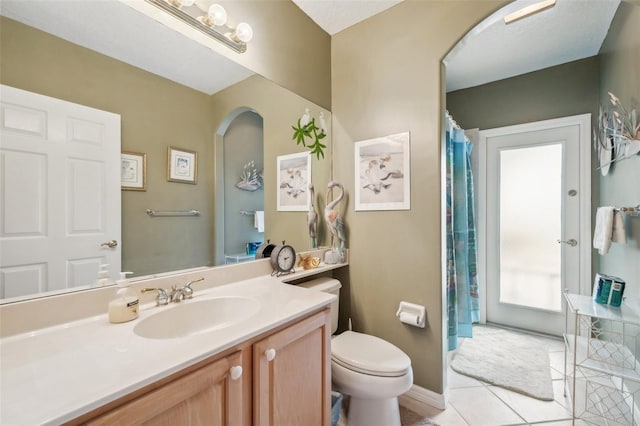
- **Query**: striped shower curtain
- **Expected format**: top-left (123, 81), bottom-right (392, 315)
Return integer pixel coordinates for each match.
top-left (446, 114), bottom-right (480, 351)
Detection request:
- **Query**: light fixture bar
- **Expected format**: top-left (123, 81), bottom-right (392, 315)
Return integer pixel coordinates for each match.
top-left (504, 0), bottom-right (556, 24)
top-left (144, 0), bottom-right (246, 53)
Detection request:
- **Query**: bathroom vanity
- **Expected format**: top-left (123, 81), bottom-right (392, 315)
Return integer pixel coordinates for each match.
top-left (0, 257), bottom-right (346, 425)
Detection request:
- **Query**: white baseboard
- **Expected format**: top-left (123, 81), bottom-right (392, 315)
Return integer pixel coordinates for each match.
top-left (399, 384), bottom-right (447, 415)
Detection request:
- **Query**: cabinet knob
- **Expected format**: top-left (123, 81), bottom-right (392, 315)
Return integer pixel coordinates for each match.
top-left (229, 365), bottom-right (243, 381)
top-left (265, 348), bottom-right (276, 362)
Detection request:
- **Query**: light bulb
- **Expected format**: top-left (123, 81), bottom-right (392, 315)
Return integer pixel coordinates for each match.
top-left (231, 22), bottom-right (253, 43)
top-left (207, 4), bottom-right (227, 26)
top-left (180, 0), bottom-right (195, 6)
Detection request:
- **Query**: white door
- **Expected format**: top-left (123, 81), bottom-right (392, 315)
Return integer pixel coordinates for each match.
top-left (479, 115), bottom-right (591, 336)
top-left (0, 85), bottom-right (121, 300)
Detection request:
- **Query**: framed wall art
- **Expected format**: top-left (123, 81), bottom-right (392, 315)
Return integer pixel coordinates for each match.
top-left (277, 151), bottom-right (311, 211)
top-left (354, 131), bottom-right (411, 211)
top-left (167, 146), bottom-right (197, 184)
top-left (121, 151), bottom-right (146, 191)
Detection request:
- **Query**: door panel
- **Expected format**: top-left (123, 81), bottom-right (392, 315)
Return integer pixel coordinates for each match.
top-left (481, 115), bottom-right (589, 336)
top-left (0, 85), bottom-right (121, 299)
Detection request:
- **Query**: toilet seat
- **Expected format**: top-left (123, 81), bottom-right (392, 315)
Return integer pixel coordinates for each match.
top-left (331, 331), bottom-right (410, 377)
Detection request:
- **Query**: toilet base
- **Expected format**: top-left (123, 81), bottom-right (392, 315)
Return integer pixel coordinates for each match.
top-left (346, 396), bottom-right (401, 426)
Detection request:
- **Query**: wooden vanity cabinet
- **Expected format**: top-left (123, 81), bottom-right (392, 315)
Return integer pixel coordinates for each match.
top-left (73, 308), bottom-right (331, 426)
top-left (84, 350), bottom-right (246, 426)
top-left (254, 309), bottom-right (332, 426)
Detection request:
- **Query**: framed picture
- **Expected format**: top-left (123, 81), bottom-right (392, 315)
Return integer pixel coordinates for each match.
top-left (121, 151), bottom-right (147, 191)
top-left (277, 151), bottom-right (311, 211)
top-left (167, 146), bottom-right (197, 184)
top-left (354, 131), bottom-right (411, 211)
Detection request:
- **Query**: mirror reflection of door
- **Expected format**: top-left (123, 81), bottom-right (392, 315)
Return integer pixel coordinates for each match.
top-left (220, 110), bottom-right (264, 264)
top-left (0, 85), bottom-right (121, 299)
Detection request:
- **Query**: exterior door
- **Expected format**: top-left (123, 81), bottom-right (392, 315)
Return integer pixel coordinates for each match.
top-left (479, 115), bottom-right (590, 336)
top-left (0, 85), bottom-right (121, 300)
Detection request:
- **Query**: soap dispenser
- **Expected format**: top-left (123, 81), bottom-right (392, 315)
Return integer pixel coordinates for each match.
top-left (94, 264), bottom-right (115, 287)
top-left (108, 272), bottom-right (138, 323)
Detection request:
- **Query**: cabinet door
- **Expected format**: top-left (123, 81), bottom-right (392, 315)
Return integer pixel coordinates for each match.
top-left (86, 351), bottom-right (244, 426)
top-left (254, 309), bottom-right (332, 426)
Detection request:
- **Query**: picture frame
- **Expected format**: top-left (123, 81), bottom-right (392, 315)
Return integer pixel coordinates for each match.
top-left (167, 146), bottom-right (197, 184)
top-left (277, 151), bottom-right (311, 211)
top-left (354, 131), bottom-right (411, 211)
top-left (121, 151), bottom-right (147, 191)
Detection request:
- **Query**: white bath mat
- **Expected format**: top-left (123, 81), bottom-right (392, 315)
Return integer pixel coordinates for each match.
top-left (451, 325), bottom-right (555, 401)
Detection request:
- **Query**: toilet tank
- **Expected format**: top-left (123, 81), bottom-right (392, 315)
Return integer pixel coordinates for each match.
top-left (297, 277), bottom-right (341, 334)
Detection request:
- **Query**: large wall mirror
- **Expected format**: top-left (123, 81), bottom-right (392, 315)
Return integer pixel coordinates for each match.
top-left (0, 1), bottom-right (332, 303)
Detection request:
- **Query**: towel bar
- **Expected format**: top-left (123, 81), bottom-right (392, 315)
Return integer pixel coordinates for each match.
top-left (614, 205), bottom-right (639, 216)
top-left (146, 209), bottom-right (200, 217)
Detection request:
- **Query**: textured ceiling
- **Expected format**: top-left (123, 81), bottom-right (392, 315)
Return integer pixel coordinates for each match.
top-left (291, 0), bottom-right (404, 35)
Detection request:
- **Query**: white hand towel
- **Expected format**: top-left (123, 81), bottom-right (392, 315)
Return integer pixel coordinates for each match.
top-left (593, 206), bottom-right (614, 255)
top-left (254, 211), bottom-right (264, 233)
top-left (611, 211), bottom-right (627, 245)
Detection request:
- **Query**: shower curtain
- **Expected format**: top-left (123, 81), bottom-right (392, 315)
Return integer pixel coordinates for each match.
top-left (446, 114), bottom-right (480, 351)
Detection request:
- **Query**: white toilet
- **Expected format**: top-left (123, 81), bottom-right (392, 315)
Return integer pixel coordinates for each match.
top-left (298, 278), bottom-right (413, 426)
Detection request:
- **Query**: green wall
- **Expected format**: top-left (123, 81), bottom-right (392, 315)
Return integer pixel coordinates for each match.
top-left (331, 0), bottom-right (508, 394)
top-left (446, 56), bottom-right (600, 131)
top-left (597, 2), bottom-right (640, 295)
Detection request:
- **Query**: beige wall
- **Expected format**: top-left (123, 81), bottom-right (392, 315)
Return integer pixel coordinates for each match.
top-left (209, 75), bottom-right (333, 263)
top-left (597, 3), bottom-right (640, 295)
top-left (212, 0), bottom-right (331, 109)
top-left (331, 0), bottom-right (507, 393)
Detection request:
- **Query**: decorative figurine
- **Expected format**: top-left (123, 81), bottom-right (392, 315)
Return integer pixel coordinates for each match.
top-left (297, 254), bottom-right (321, 270)
top-left (324, 181), bottom-right (346, 264)
top-left (308, 183), bottom-right (318, 248)
top-left (236, 160), bottom-right (262, 191)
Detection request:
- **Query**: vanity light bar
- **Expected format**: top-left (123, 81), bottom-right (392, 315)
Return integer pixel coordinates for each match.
top-left (504, 0), bottom-right (556, 24)
top-left (144, 0), bottom-right (247, 53)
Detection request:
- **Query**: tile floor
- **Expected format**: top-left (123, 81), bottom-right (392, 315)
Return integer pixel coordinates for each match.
top-left (412, 328), bottom-right (591, 426)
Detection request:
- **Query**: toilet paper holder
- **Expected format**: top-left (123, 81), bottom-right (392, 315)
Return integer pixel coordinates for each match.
top-left (396, 301), bottom-right (426, 328)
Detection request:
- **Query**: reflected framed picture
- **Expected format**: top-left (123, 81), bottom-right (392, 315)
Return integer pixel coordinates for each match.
top-left (354, 132), bottom-right (410, 211)
top-left (277, 151), bottom-right (311, 211)
top-left (167, 146), bottom-right (197, 184)
top-left (121, 151), bottom-right (146, 191)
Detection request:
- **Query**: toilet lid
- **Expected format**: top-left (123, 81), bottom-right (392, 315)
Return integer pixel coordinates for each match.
top-left (331, 331), bottom-right (411, 377)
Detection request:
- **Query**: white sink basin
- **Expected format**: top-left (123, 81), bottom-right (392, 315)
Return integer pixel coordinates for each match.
top-left (134, 296), bottom-right (261, 339)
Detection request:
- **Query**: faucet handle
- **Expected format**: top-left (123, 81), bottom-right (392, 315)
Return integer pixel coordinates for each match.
top-left (183, 277), bottom-right (205, 299)
top-left (141, 287), bottom-right (169, 306)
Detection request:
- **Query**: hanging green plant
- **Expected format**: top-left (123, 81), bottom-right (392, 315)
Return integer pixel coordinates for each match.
top-left (292, 117), bottom-right (327, 159)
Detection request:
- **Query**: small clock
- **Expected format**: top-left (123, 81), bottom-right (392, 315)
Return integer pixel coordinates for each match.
top-left (270, 243), bottom-right (296, 276)
top-left (255, 240), bottom-right (275, 259)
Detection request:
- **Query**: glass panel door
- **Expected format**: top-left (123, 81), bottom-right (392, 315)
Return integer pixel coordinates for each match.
top-left (499, 144), bottom-right (562, 312)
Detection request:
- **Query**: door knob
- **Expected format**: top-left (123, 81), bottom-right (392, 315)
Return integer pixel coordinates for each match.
top-left (265, 348), bottom-right (276, 362)
top-left (101, 240), bottom-right (118, 248)
top-left (557, 239), bottom-right (577, 247)
top-left (229, 366), bottom-right (243, 380)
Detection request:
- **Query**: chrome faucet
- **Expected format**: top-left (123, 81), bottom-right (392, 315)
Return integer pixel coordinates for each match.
top-left (182, 277), bottom-right (204, 299)
top-left (169, 277), bottom-right (205, 303)
top-left (169, 285), bottom-right (186, 303)
top-left (141, 287), bottom-right (169, 306)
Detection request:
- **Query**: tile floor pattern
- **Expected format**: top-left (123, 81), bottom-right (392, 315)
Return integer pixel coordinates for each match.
top-left (339, 328), bottom-right (592, 426)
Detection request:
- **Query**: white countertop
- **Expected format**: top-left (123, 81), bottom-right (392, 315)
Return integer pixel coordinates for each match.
top-left (0, 276), bottom-right (335, 425)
